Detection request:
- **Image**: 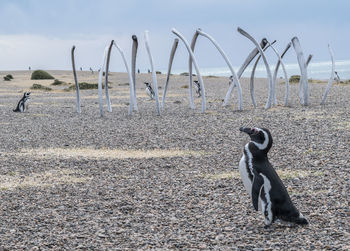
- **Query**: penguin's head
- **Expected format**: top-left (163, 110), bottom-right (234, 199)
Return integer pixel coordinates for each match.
top-left (239, 127), bottom-right (273, 152)
top-left (144, 82), bottom-right (150, 87)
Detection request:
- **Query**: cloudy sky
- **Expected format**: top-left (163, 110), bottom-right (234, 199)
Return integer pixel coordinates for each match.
top-left (0, 0), bottom-right (349, 73)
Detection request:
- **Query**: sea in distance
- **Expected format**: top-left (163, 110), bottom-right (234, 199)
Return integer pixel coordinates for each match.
top-left (169, 60), bottom-right (350, 80)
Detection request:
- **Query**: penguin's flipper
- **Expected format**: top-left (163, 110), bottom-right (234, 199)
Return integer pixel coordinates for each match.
top-left (251, 171), bottom-right (264, 211)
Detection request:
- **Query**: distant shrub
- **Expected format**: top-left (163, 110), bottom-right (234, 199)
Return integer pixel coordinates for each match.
top-left (30, 83), bottom-right (52, 91)
top-left (180, 72), bottom-right (189, 76)
top-left (289, 75), bottom-right (300, 83)
top-left (206, 75), bottom-right (218, 78)
top-left (31, 70), bottom-right (54, 80)
top-left (156, 71), bottom-right (162, 74)
top-left (3, 74), bottom-right (13, 81)
top-left (180, 85), bottom-right (189, 89)
top-left (64, 82), bottom-right (111, 91)
top-left (51, 79), bottom-right (66, 85)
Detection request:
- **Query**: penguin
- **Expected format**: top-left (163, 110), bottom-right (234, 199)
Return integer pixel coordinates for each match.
top-left (13, 92), bottom-right (31, 112)
top-left (193, 80), bottom-right (201, 97)
top-left (229, 75), bottom-right (233, 86)
top-left (144, 82), bottom-right (155, 100)
top-left (239, 127), bottom-right (308, 227)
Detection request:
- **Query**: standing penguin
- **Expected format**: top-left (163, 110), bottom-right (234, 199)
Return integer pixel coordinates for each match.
top-left (239, 127), bottom-right (308, 227)
top-left (13, 92), bottom-right (31, 112)
top-left (193, 80), bottom-right (201, 97)
top-left (144, 82), bottom-right (155, 100)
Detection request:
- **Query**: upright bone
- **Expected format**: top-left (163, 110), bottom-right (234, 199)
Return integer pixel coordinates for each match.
top-left (321, 44), bottom-right (335, 105)
top-left (71, 46), bottom-right (81, 114)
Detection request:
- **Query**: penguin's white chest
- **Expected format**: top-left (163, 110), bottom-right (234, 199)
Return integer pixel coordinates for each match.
top-left (239, 154), bottom-right (252, 196)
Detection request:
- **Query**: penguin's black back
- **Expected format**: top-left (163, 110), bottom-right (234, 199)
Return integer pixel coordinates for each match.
top-left (249, 143), bottom-right (301, 220)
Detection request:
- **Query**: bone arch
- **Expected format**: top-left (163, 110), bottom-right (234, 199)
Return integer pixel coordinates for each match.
top-left (97, 40), bottom-right (136, 116)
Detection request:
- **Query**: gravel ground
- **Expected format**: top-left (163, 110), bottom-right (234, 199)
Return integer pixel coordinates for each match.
top-left (0, 71), bottom-right (349, 250)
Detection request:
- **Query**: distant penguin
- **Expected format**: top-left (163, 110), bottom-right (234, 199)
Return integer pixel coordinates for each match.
top-left (229, 75), bottom-right (233, 86)
top-left (89, 67), bottom-right (94, 74)
top-left (144, 82), bottom-right (155, 99)
top-left (13, 92), bottom-right (31, 112)
top-left (239, 127), bottom-right (308, 227)
top-left (193, 80), bottom-right (201, 97)
top-left (334, 71), bottom-right (340, 84)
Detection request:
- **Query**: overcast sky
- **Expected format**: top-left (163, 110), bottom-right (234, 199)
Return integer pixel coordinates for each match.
top-left (0, 0), bottom-right (349, 72)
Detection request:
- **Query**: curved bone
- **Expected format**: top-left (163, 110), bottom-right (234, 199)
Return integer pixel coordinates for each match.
top-left (291, 37), bottom-right (309, 106)
top-left (97, 45), bottom-right (109, 117)
top-left (196, 29), bottom-right (243, 110)
top-left (321, 44), bottom-right (335, 105)
top-left (104, 40), bottom-right (114, 112)
top-left (306, 54), bottom-right (313, 66)
top-left (144, 31), bottom-right (161, 115)
top-left (297, 54), bottom-right (313, 103)
top-left (71, 46), bottom-right (81, 113)
top-left (112, 41), bottom-right (136, 115)
top-left (188, 31), bottom-right (200, 109)
top-left (271, 42), bottom-right (291, 106)
top-left (223, 38), bottom-right (268, 106)
top-left (249, 40), bottom-right (276, 108)
top-left (172, 28), bottom-right (206, 113)
top-left (238, 27), bottom-right (274, 108)
top-left (131, 35), bottom-right (138, 111)
top-left (161, 38), bottom-right (179, 109)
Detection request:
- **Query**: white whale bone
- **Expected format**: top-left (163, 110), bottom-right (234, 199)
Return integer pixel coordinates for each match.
top-left (223, 38), bottom-right (268, 106)
top-left (291, 37), bottom-right (309, 106)
top-left (161, 38), bottom-right (179, 109)
top-left (104, 40), bottom-right (114, 112)
top-left (321, 44), bottom-right (335, 105)
top-left (271, 42), bottom-right (291, 106)
top-left (188, 30), bottom-right (200, 109)
top-left (249, 40), bottom-right (276, 108)
top-left (131, 35), bottom-right (138, 111)
top-left (112, 41), bottom-right (136, 115)
top-left (97, 45), bottom-right (109, 117)
top-left (196, 29), bottom-right (243, 110)
top-left (71, 46), bottom-right (81, 114)
top-left (144, 31), bottom-right (161, 115)
top-left (172, 28), bottom-right (206, 113)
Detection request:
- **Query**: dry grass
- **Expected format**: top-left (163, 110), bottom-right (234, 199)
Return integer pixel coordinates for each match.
top-left (293, 111), bottom-right (341, 120)
top-left (17, 147), bottom-right (206, 160)
top-left (334, 121), bottom-right (350, 130)
top-left (203, 169), bottom-right (323, 180)
top-left (0, 169), bottom-right (91, 191)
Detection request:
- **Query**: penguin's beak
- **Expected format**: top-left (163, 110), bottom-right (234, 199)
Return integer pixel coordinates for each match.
top-left (239, 127), bottom-right (258, 135)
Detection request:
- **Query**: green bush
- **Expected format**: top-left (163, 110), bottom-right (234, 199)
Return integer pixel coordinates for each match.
top-left (31, 70), bottom-right (54, 80)
top-left (51, 79), bottom-right (66, 85)
top-left (289, 75), bottom-right (300, 83)
top-left (6, 74), bottom-right (13, 79)
top-left (64, 82), bottom-right (111, 91)
top-left (3, 76), bottom-right (11, 81)
top-left (30, 83), bottom-right (52, 91)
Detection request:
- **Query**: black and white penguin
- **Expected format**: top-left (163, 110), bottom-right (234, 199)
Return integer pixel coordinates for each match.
top-left (193, 80), bottom-right (201, 97)
top-left (229, 75), bottom-right (233, 86)
top-left (13, 92), bottom-right (31, 112)
top-left (239, 127), bottom-right (308, 227)
top-left (144, 82), bottom-right (155, 100)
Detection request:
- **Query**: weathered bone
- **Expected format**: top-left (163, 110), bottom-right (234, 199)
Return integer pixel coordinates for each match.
top-left (271, 42), bottom-right (291, 106)
top-left (291, 37), bottom-right (309, 106)
top-left (97, 45), bottom-right (109, 117)
top-left (306, 54), bottom-right (313, 66)
top-left (297, 54), bottom-right (313, 104)
top-left (172, 28), bottom-right (206, 113)
top-left (131, 35), bottom-right (139, 111)
top-left (249, 40), bottom-right (276, 108)
top-left (188, 31), bottom-right (200, 109)
top-left (161, 38), bottom-right (179, 109)
top-left (321, 44), bottom-right (335, 105)
top-left (104, 40), bottom-right (114, 112)
top-left (112, 41), bottom-right (136, 115)
top-left (223, 38), bottom-right (268, 106)
top-left (238, 27), bottom-right (274, 109)
top-left (71, 46), bottom-right (81, 114)
top-left (144, 31), bottom-right (161, 115)
top-left (196, 29), bottom-right (243, 110)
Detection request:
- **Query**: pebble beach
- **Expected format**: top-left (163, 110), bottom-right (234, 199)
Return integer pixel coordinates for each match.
top-left (0, 70), bottom-right (349, 250)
